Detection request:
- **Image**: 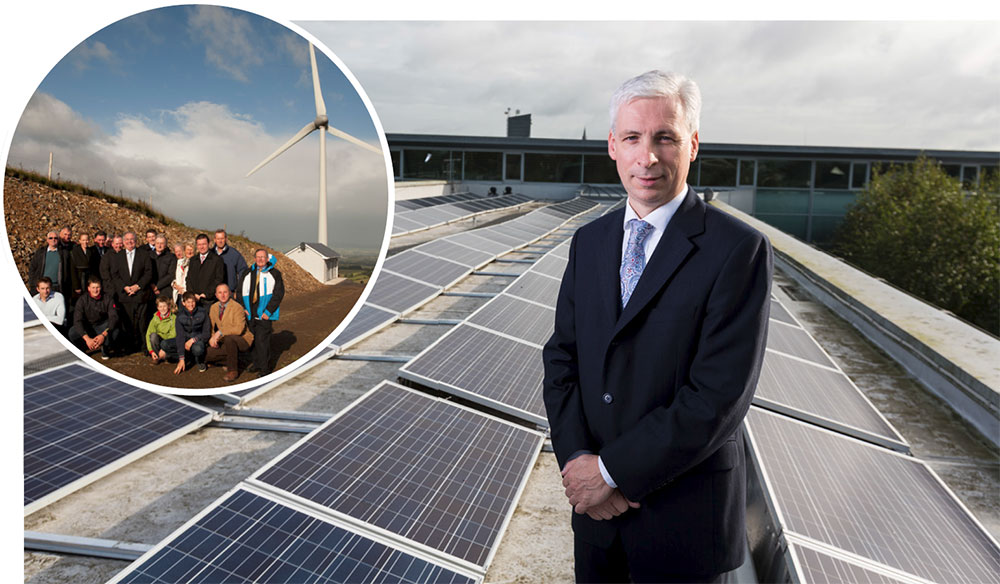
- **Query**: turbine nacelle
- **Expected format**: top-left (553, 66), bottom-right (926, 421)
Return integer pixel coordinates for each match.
top-left (314, 114), bottom-right (329, 129)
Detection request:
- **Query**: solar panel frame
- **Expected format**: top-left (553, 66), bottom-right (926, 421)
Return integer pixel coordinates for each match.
top-left (247, 381), bottom-right (545, 573)
top-left (332, 304), bottom-right (399, 349)
top-left (504, 271), bottom-right (562, 306)
top-left (384, 250), bottom-right (470, 288)
top-left (108, 486), bottom-right (482, 584)
top-left (766, 319), bottom-right (839, 368)
top-left (769, 299), bottom-right (798, 326)
top-left (364, 271), bottom-right (442, 314)
top-left (24, 363), bottom-right (214, 515)
top-left (445, 232), bottom-right (513, 256)
top-left (398, 324), bottom-right (547, 426)
top-left (474, 227), bottom-right (527, 248)
top-left (746, 407), bottom-right (1000, 584)
top-left (466, 293), bottom-right (555, 346)
top-left (785, 538), bottom-right (923, 584)
top-left (415, 239), bottom-right (496, 269)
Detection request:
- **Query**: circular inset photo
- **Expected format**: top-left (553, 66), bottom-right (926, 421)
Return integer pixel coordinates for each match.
top-left (4, 5), bottom-right (392, 393)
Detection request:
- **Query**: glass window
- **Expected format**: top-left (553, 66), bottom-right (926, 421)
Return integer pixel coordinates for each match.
top-left (464, 151), bottom-right (503, 181)
top-left (524, 153), bottom-right (582, 183)
top-left (812, 190), bottom-right (857, 215)
top-left (403, 149), bottom-right (455, 180)
top-left (815, 161), bottom-right (850, 189)
top-left (962, 166), bottom-right (979, 190)
top-left (851, 162), bottom-right (868, 189)
top-left (757, 160), bottom-right (812, 188)
top-left (941, 164), bottom-right (961, 179)
top-left (505, 153), bottom-right (522, 181)
top-left (755, 214), bottom-right (808, 240)
top-left (739, 160), bottom-right (756, 186)
top-left (699, 158), bottom-right (737, 187)
top-left (583, 155), bottom-right (620, 184)
top-left (390, 150), bottom-right (400, 178)
top-left (755, 189), bottom-right (810, 214)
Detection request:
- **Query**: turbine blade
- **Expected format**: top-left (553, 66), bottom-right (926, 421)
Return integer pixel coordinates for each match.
top-left (310, 43), bottom-right (327, 117)
top-left (246, 121), bottom-right (317, 177)
top-left (326, 124), bottom-right (383, 155)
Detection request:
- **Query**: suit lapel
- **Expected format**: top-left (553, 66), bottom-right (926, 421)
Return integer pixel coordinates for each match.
top-left (598, 210), bottom-right (625, 326)
top-left (613, 189), bottom-right (706, 337)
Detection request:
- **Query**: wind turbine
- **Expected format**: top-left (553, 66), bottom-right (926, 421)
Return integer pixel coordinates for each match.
top-left (246, 42), bottom-right (382, 246)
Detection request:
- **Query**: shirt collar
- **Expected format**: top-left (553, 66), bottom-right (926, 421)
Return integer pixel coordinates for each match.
top-left (623, 186), bottom-right (689, 234)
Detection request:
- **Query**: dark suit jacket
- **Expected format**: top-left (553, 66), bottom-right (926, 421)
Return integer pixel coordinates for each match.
top-left (110, 248), bottom-right (153, 305)
top-left (186, 253), bottom-right (224, 302)
top-left (542, 188), bottom-right (772, 578)
top-left (152, 251), bottom-right (178, 296)
top-left (27, 245), bottom-right (71, 291)
top-left (99, 250), bottom-right (120, 298)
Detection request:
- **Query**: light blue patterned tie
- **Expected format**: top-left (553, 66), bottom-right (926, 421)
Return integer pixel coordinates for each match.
top-left (621, 219), bottom-right (654, 307)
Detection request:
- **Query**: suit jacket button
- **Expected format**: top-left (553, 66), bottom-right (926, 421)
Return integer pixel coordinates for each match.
top-left (602, 393), bottom-right (613, 404)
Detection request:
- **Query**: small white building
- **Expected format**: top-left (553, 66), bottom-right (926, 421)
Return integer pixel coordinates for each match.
top-left (285, 242), bottom-right (340, 284)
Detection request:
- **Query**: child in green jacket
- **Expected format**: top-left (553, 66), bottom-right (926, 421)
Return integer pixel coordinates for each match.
top-left (147, 296), bottom-right (178, 363)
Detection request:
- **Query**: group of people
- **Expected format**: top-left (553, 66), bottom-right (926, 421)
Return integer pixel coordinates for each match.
top-left (28, 226), bottom-right (284, 381)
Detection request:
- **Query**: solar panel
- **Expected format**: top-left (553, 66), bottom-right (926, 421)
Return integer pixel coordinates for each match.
top-left (417, 239), bottom-right (495, 268)
top-left (332, 304), bottom-right (398, 349)
top-left (24, 298), bottom-right (39, 323)
top-left (399, 324), bottom-right (546, 425)
top-left (384, 250), bottom-right (470, 288)
top-left (250, 381), bottom-right (544, 569)
top-left (365, 271), bottom-right (441, 314)
top-left (529, 253), bottom-right (569, 279)
top-left (505, 272), bottom-right (561, 306)
top-left (768, 299), bottom-right (797, 326)
top-left (766, 320), bottom-right (837, 368)
top-left (474, 227), bottom-right (525, 248)
top-left (24, 363), bottom-right (213, 514)
top-left (393, 215), bottom-right (426, 231)
top-left (467, 294), bottom-right (554, 346)
top-left (754, 351), bottom-right (907, 449)
top-left (446, 232), bottom-right (513, 256)
top-left (746, 407), bottom-right (1000, 584)
top-left (491, 222), bottom-right (541, 241)
top-left (110, 487), bottom-right (479, 584)
top-left (787, 540), bottom-right (915, 584)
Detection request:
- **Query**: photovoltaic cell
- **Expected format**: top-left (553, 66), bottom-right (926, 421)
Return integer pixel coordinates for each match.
top-left (365, 272), bottom-right (440, 313)
top-left (766, 320), bottom-right (837, 368)
top-left (788, 541), bottom-right (914, 584)
top-left (112, 488), bottom-right (477, 584)
top-left (467, 294), bottom-right (554, 346)
top-left (252, 382), bottom-right (543, 568)
top-left (332, 304), bottom-right (398, 348)
top-left (755, 351), bottom-right (905, 446)
top-left (747, 407), bottom-right (1000, 584)
top-left (24, 363), bottom-right (211, 512)
top-left (384, 250), bottom-right (469, 287)
top-left (505, 272), bottom-right (561, 306)
top-left (399, 324), bottom-right (546, 424)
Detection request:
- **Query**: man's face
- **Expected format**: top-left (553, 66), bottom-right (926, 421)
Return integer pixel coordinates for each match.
top-left (215, 232), bottom-right (227, 250)
top-left (155, 237), bottom-right (167, 253)
top-left (88, 282), bottom-right (101, 298)
top-left (146, 232), bottom-right (156, 246)
top-left (111, 237), bottom-right (123, 252)
top-left (216, 285), bottom-right (231, 303)
top-left (94, 234), bottom-right (106, 248)
top-left (123, 233), bottom-right (136, 251)
top-left (608, 96), bottom-right (698, 217)
top-left (196, 238), bottom-right (209, 254)
top-left (46, 232), bottom-right (58, 248)
top-left (37, 281), bottom-right (51, 299)
top-left (255, 251), bottom-right (268, 268)
top-left (59, 228), bottom-right (71, 243)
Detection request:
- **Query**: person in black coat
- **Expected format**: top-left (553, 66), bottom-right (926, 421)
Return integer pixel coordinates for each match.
top-left (99, 235), bottom-right (123, 298)
top-left (27, 231), bottom-right (71, 296)
top-left (186, 233), bottom-right (224, 309)
top-left (173, 291), bottom-right (210, 373)
top-left (68, 277), bottom-right (121, 360)
top-left (69, 233), bottom-right (97, 300)
top-left (110, 231), bottom-right (153, 352)
top-left (151, 234), bottom-right (177, 298)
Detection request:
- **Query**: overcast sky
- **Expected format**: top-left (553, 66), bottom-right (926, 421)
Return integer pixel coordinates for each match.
top-left (5, 5), bottom-right (390, 254)
top-left (303, 21), bottom-right (999, 151)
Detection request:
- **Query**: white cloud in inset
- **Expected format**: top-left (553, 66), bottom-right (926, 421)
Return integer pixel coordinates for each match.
top-left (186, 5), bottom-right (263, 83)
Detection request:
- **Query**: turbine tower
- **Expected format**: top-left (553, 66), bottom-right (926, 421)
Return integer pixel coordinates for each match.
top-left (246, 43), bottom-right (381, 246)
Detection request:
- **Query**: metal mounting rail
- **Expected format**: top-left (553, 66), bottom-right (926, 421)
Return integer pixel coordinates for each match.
top-left (398, 318), bottom-right (463, 325)
top-left (494, 258), bottom-right (536, 264)
top-left (25, 531), bottom-right (152, 561)
top-left (473, 271), bottom-right (520, 277)
top-left (334, 353), bottom-right (415, 363)
top-left (440, 291), bottom-right (498, 298)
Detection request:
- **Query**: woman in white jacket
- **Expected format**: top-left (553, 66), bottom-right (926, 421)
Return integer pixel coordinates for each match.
top-left (171, 243), bottom-right (195, 302)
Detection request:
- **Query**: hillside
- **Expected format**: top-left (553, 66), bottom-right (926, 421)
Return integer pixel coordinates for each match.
top-left (4, 173), bottom-right (323, 294)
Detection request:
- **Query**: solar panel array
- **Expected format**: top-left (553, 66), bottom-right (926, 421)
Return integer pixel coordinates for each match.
top-left (109, 487), bottom-right (478, 584)
top-left (747, 407), bottom-right (1000, 583)
top-left (24, 298), bottom-right (40, 326)
top-left (333, 197), bottom-right (600, 350)
top-left (393, 192), bottom-right (533, 236)
top-left (398, 201), bottom-right (616, 426)
top-left (24, 363), bottom-right (213, 515)
top-left (113, 381), bottom-right (543, 582)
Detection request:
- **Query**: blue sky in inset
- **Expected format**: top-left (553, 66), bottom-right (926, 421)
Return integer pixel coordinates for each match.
top-left (7, 5), bottom-right (389, 253)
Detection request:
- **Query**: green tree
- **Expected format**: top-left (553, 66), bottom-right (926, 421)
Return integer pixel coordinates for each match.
top-left (833, 156), bottom-right (999, 335)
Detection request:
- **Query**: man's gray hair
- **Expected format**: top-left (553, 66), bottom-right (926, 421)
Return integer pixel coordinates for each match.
top-left (609, 70), bottom-right (702, 136)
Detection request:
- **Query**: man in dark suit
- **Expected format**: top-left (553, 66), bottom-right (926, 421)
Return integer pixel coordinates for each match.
top-left (99, 235), bottom-right (123, 299)
top-left (543, 70), bottom-right (772, 583)
top-left (186, 233), bottom-right (224, 309)
top-left (111, 231), bottom-right (153, 352)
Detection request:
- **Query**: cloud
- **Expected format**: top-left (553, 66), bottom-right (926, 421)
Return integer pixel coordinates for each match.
top-left (186, 5), bottom-right (263, 83)
top-left (68, 40), bottom-right (117, 72)
top-left (306, 21), bottom-right (999, 150)
top-left (7, 93), bottom-right (388, 252)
